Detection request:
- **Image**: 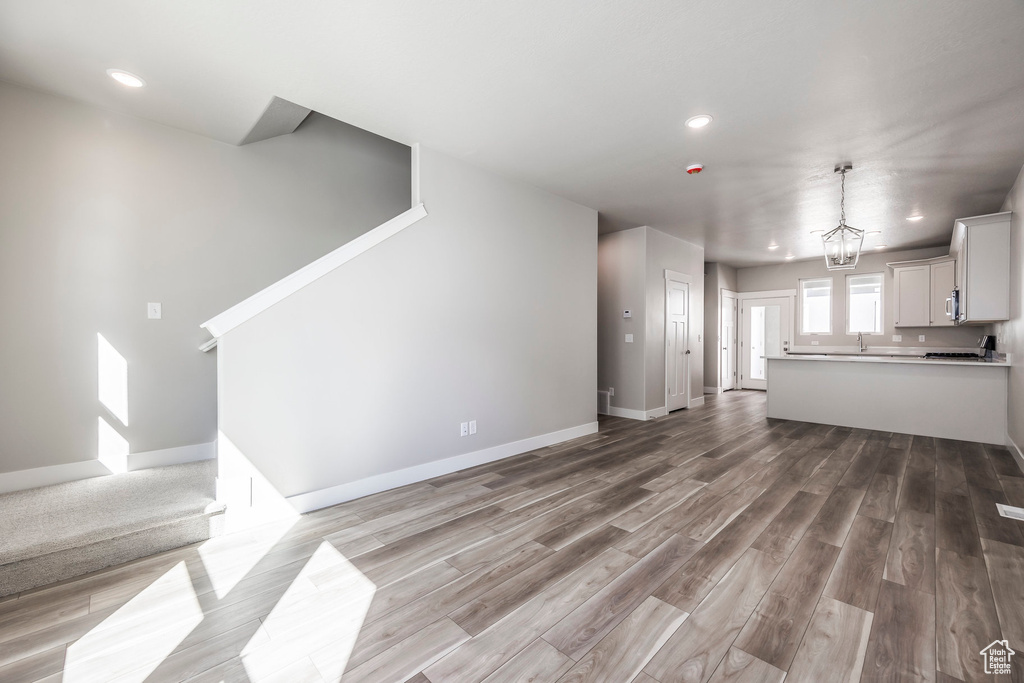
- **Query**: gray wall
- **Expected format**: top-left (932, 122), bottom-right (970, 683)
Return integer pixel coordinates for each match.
top-left (997, 163), bottom-right (1024, 454)
top-left (645, 228), bottom-right (705, 411)
top-left (218, 146), bottom-right (598, 499)
top-left (597, 229), bottom-right (647, 412)
top-left (0, 81), bottom-right (410, 475)
top-left (703, 263), bottom-right (738, 391)
top-left (736, 246), bottom-right (985, 350)
top-left (597, 227), bottom-right (705, 415)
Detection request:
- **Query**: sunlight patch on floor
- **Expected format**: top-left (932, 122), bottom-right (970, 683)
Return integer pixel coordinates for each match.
top-left (63, 561), bottom-right (203, 682)
top-left (198, 518), bottom-right (296, 599)
top-left (240, 541), bottom-right (376, 681)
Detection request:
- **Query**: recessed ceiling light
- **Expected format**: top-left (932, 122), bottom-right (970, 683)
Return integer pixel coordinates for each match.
top-left (106, 69), bottom-right (145, 88)
top-left (906, 215), bottom-right (924, 222)
top-left (874, 244), bottom-right (888, 250)
top-left (685, 115), bottom-right (713, 129)
top-left (785, 255), bottom-right (795, 260)
top-left (768, 244), bottom-right (779, 250)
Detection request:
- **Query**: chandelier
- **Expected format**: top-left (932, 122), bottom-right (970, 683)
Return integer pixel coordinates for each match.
top-left (821, 163), bottom-right (864, 270)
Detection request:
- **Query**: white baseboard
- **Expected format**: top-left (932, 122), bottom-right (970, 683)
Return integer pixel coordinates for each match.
top-left (608, 405), bottom-right (674, 421)
top-left (1008, 432), bottom-right (1024, 475)
top-left (607, 406), bottom-right (646, 421)
top-left (128, 442), bottom-right (216, 471)
top-left (0, 441), bottom-right (217, 494)
top-left (286, 421), bottom-right (600, 514)
top-left (689, 396), bottom-right (706, 408)
top-left (704, 386), bottom-right (723, 395)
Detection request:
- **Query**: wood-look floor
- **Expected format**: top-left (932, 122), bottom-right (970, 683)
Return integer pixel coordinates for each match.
top-left (3, 390), bottom-right (1024, 683)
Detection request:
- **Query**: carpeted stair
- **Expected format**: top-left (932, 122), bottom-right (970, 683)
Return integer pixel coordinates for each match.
top-left (0, 459), bottom-right (223, 596)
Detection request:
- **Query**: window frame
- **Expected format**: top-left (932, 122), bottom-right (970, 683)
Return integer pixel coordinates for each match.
top-left (798, 277), bottom-right (833, 336)
top-left (846, 272), bottom-right (885, 336)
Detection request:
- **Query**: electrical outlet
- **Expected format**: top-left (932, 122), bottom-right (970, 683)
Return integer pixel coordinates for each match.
top-left (609, 387), bottom-right (614, 396)
top-left (625, 334), bottom-right (634, 343)
top-left (469, 420), bottom-right (477, 435)
top-left (918, 335), bottom-right (926, 342)
top-left (623, 310), bottom-right (631, 318)
top-left (460, 422), bottom-right (468, 437)
top-left (892, 334), bottom-right (902, 342)
top-left (811, 340), bottom-right (819, 346)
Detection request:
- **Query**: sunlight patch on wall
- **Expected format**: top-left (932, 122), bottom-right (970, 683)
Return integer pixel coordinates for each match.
top-left (64, 561), bottom-right (203, 682)
top-left (217, 431), bottom-right (300, 533)
top-left (98, 416), bottom-right (129, 474)
top-left (240, 541), bottom-right (376, 680)
top-left (98, 333), bottom-right (128, 425)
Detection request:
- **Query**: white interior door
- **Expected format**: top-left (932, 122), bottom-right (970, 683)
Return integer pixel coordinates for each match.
top-left (666, 281), bottom-right (689, 411)
top-left (721, 294), bottom-right (737, 391)
top-left (741, 297), bottom-right (791, 390)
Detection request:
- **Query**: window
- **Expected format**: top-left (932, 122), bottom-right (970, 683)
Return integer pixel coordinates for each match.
top-left (800, 278), bottom-right (832, 335)
top-left (847, 273), bottom-right (883, 334)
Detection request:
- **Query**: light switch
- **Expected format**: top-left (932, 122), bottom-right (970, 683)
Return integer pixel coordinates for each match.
top-left (625, 334), bottom-right (634, 343)
top-left (147, 303), bottom-right (162, 320)
top-left (918, 335), bottom-right (926, 342)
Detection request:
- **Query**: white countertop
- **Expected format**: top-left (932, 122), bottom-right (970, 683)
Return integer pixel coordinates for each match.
top-left (768, 353), bottom-right (1009, 367)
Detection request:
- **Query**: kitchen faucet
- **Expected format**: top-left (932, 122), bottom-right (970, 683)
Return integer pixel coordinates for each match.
top-left (857, 331), bottom-right (866, 353)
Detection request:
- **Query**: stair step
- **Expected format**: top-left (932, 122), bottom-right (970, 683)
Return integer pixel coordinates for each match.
top-left (0, 460), bottom-right (221, 596)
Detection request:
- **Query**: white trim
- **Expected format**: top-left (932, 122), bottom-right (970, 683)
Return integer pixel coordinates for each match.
top-left (704, 386), bottom-right (723, 395)
top-left (0, 442), bottom-right (216, 494)
top-left (689, 396), bottom-right (706, 408)
top-left (201, 203), bottom-right (429, 337)
top-left (1008, 432), bottom-right (1024, 475)
top-left (285, 422), bottom-right (599, 513)
top-left (199, 338), bottom-right (218, 353)
top-left (128, 441), bottom-right (216, 471)
top-left (608, 406), bottom-right (646, 421)
top-left (608, 406), bottom-right (668, 421)
top-left (411, 143), bottom-right (422, 205)
top-left (737, 289), bottom-right (797, 301)
top-left (664, 269), bottom-right (693, 284)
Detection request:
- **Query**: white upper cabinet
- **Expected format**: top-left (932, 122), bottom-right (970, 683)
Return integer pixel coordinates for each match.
top-left (890, 257), bottom-right (956, 328)
top-left (893, 264), bottom-right (930, 328)
top-left (929, 259), bottom-right (955, 326)
top-left (950, 211), bottom-right (1011, 324)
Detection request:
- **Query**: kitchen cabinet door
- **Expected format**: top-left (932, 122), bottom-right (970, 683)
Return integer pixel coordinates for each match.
top-left (929, 260), bottom-right (955, 326)
top-left (893, 265), bottom-right (930, 328)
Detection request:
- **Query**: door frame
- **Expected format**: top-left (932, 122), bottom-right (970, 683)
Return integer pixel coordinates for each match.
top-left (664, 269), bottom-right (693, 411)
top-left (721, 289), bottom-right (738, 391)
top-left (737, 289), bottom-right (796, 390)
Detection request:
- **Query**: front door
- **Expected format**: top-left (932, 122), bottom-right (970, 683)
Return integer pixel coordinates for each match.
top-left (666, 281), bottom-right (689, 411)
top-left (741, 297), bottom-right (791, 390)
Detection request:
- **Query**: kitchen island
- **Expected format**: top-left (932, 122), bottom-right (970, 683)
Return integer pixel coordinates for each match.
top-left (766, 354), bottom-right (1009, 443)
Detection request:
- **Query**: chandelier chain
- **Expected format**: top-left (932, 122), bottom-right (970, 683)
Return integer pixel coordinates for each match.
top-left (840, 169), bottom-right (846, 226)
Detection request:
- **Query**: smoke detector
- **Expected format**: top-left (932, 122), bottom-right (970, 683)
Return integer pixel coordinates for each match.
top-left (686, 164), bottom-right (704, 175)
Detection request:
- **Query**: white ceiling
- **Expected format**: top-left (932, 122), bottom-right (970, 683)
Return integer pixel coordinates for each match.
top-left (2, 0), bottom-right (1023, 266)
